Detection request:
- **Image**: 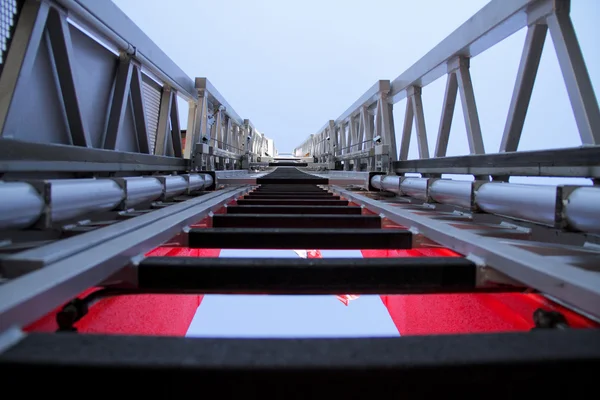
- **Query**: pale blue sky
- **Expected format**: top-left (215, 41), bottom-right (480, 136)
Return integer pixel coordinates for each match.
top-left (111, 0), bottom-right (600, 336)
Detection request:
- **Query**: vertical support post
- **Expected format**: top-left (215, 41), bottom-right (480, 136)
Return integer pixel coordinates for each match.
top-left (547, 9), bottom-right (600, 145)
top-left (104, 55), bottom-right (133, 149)
top-left (379, 91), bottom-right (398, 163)
top-left (0, 1), bottom-right (50, 136)
top-left (154, 86), bottom-right (172, 156)
top-left (46, 8), bottom-right (90, 147)
top-left (339, 122), bottom-right (346, 156)
top-left (452, 57), bottom-right (485, 154)
top-left (500, 23), bottom-right (547, 152)
top-left (408, 87), bottom-right (429, 159)
top-left (349, 116), bottom-right (357, 157)
top-left (183, 100), bottom-right (197, 159)
top-left (399, 95), bottom-right (414, 161)
top-left (328, 120), bottom-right (337, 164)
top-left (170, 91), bottom-right (182, 157)
top-left (130, 65), bottom-right (150, 154)
top-left (434, 72), bottom-right (458, 157)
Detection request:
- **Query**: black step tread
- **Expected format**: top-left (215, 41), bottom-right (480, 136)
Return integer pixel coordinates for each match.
top-left (257, 167), bottom-right (327, 184)
top-left (226, 205), bottom-right (362, 215)
top-left (4, 330), bottom-right (598, 397)
top-left (250, 192), bottom-right (333, 196)
top-left (212, 214), bottom-right (381, 229)
top-left (236, 199), bottom-right (349, 206)
top-left (245, 194), bottom-right (340, 199)
top-left (138, 256), bottom-right (476, 293)
top-left (189, 228), bottom-right (411, 249)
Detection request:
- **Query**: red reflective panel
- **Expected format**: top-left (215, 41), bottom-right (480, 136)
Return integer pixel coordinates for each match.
top-left (362, 249), bottom-right (598, 335)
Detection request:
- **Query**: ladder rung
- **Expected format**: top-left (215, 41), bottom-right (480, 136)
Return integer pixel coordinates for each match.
top-left (257, 178), bottom-right (329, 184)
top-left (138, 257), bottom-right (476, 293)
top-left (236, 199), bottom-right (349, 206)
top-left (188, 228), bottom-right (412, 249)
top-left (4, 330), bottom-right (598, 397)
top-left (249, 192), bottom-right (334, 196)
top-left (255, 187), bottom-right (326, 192)
top-left (226, 205), bottom-right (362, 215)
top-left (244, 194), bottom-right (341, 200)
top-left (212, 214), bottom-right (381, 229)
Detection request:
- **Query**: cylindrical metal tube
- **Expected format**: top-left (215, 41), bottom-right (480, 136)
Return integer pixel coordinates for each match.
top-left (50, 179), bottom-right (124, 222)
top-left (160, 176), bottom-right (188, 199)
top-left (400, 178), bottom-right (428, 200)
top-left (186, 174), bottom-right (206, 192)
top-left (371, 175), bottom-right (383, 190)
top-left (564, 187), bottom-right (600, 233)
top-left (430, 180), bottom-right (472, 209)
top-left (0, 182), bottom-right (45, 230)
top-left (475, 183), bottom-right (556, 226)
top-left (121, 177), bottom-right (163, 207)
top-left (380, 176), bottom-right (402, 194)
top-left (202, 173), bottom-right (214, 189)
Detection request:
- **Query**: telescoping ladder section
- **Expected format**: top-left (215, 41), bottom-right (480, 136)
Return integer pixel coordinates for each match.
top-left (2, 167), bottom-right (600, 397)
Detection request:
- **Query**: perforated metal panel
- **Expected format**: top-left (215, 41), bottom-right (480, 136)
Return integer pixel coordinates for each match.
top-left (0, 0), bottom-right (19, 66)
top-left (142, 76), bottom-right (161, 154)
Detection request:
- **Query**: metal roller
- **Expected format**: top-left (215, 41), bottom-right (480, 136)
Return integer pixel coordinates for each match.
top-left (156, 175), bottom-right (188, 199)
top-left (429, 180), bottom-right (472, 209)
top-left (380, 176), bottom-right (402, 194)
top-left (49, 179), bottom-right (124, 222)
top-left (203, 173), bottom-right (214, 189)
top-left (475, 183), bottom-right (556, 226)
top-left (115, 177), bottom-right (163, 208)
top-left (400, 178), bottom-right (428, 200)
top-left (564, 187), bottom-right (600, 234)
top-left (0, 182), bottom-right (45, 230)
top-left (371, 175), bottom-right (383, 190)
top-left (185, 174), bottom-right (206, 193)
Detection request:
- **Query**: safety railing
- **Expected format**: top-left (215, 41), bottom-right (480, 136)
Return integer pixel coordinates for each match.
top-left (0, 0), bottom-right (273, 178)
top-left (295, 0), bottom-right (599, 178)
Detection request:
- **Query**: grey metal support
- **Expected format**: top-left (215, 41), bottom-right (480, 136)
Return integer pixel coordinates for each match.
top-left (400, 86), bottom-right (429, 160)
top-left (183, 101), bottom-right (196, 159)
top-left (399, 94), bottom-right (414, 161)
top-left (104, 56), bottom-right (133, 150)
top-left (452, 57), bottom-right (484, 155)
top-left (129, 65), bottom-right (150, 154)
top-left (46, 8), bottom-right (91, 147)
top-left (0, 1), bottom-right (50, 136)
top-left (500, 24), bottom-right (547, 152)
top-left (434, 72), bottom-right (458, 157)
top-left (154, 86), bottom-right (173, 156)
top-left (169, 91), bottom-right (182, 158)
top-left (379, 92), bottom-right (398, 163)
top-left (410, 87), bottom-right (429, 159)
top-left (547, 9), bottom-right (600, 145)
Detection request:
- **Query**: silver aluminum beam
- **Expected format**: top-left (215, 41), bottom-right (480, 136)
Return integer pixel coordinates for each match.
top-left (388, 0), bottom-right (541, 103)
top-left (0, 185), bottom-right (251, 331)
top-left (330, 185), bottom-right (600, 319)
top-left (0, 140), bottom-right (188, 173)
top-left (196, 78), bottom-right (243, 126)
top-left (55, 0), bottom-right (196, 100)
top-left (335, 149), bottom-right (373, 161)
top-left (307, 171), bottom-right (370, 187)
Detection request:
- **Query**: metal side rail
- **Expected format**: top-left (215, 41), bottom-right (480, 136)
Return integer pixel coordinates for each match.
top-left (0, 185), bottom-right (251, 331)
top-left (330, 186), bottom-right (600, 320)
top-left (1, 329), bottom-right (599, 396)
